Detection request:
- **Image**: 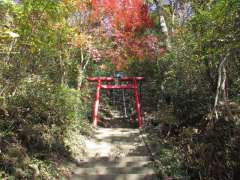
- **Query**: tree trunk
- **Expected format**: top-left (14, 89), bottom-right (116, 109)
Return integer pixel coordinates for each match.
top-left (171, 0), bottom-right (176, 33)
top-left (77, 48), bottom-right (84, 90)
top-left (154, 0), bottom-right (171, 50)
top-left (77, 65), bottom-right (83, 90)
top-left (77, 48), bottom-right (90, 90)
top-left (213, 52), bottom-right (234, 120)
top-left (60, 53), bottom-right (67, 85)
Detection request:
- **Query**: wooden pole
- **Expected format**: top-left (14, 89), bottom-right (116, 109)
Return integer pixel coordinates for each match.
top-left (93, 79), bottom-right (101, 127)
top-left (133, 78), bottom-right (142, 128)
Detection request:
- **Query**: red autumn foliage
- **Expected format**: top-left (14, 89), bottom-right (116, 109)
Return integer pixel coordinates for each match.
top-left (92, 0), bottom-right (153, 33)
top-left (91, 0), bottom-right (163, 70)
top-left (103, 34), bottom-right (163, 70)
top-left (159, 48), bottom-right (166, 54)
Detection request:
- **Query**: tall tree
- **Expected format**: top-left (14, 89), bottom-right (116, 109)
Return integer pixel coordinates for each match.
top-left (91, 0), bottom-right (163, 69)
top-left (153, 0), bottom-right (171, 49)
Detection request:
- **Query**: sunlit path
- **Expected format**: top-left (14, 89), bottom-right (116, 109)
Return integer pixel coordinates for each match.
top-left (70, 128), bottom-right (157, 180)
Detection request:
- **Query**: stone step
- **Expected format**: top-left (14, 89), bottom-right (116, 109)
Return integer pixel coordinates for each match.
top-left (70, 174), bottom-right (158, 180)
top-left (75, 156), bottom-right (152, 168)
top-left (73, 166), bottom-right (155, 175)
top-left (74, 160), bottom-right (152, 168)
top-left (231, 108), bottom-right (240, 112)
top-left (95, 128), bottom-right (139, 135)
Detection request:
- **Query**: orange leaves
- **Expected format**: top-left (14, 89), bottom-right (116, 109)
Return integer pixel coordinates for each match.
top-left (71, 33), bottom-right (92, 48)
top-left (75, 0), bottom-right (91, 11)
top-left (61, 0), bottom-right (91, 13)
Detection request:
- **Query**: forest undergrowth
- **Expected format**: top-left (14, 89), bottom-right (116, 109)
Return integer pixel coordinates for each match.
top-left (0, 77), bottom-right (93, 179)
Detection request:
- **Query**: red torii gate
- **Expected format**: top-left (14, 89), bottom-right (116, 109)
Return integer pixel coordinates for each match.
top-left (88, 76), bottom-right (144, 128)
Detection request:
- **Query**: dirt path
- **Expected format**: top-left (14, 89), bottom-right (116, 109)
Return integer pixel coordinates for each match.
top-left (69, 127), bottom-right (157, 180)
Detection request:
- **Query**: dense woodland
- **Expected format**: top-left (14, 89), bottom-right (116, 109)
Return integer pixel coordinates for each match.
top-left (0, 0), bottom-right (239, 179)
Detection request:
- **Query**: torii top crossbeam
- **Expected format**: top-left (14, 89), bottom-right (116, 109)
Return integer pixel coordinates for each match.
top-left (88, 76), bottom-right (144, 128)
top-left (88, 77), bottom-right (144, 82)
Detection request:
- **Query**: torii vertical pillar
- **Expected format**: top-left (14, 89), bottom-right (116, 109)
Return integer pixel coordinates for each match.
top-left (93, 79), bottom-right (101, 127)
top-left (133, 78), bottom-right (142, 128)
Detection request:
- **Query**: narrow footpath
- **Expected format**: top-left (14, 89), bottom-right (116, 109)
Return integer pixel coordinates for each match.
top-left (70, 127), bottom-right (158, 180)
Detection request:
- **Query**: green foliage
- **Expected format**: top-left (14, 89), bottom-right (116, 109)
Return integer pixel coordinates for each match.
top-left (0, 76), bottom-right (92, 178)
top-left (163, 1), bottom-right (239, 179)
top-left (153, 143), bottom-right (187, 179)
top-left (7, 76), bottom-right (91, 131)
top-left (129, 0), bottom-right (239, 179)
top-left (0, 1), bottom-right (95, 178)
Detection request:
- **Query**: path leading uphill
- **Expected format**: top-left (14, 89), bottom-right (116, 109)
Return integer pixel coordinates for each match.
top-left (69, 127), bottom-right (158, 180)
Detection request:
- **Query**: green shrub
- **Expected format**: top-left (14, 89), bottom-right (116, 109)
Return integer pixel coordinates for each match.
top-left (0, 76), bottom-right (92, 178)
